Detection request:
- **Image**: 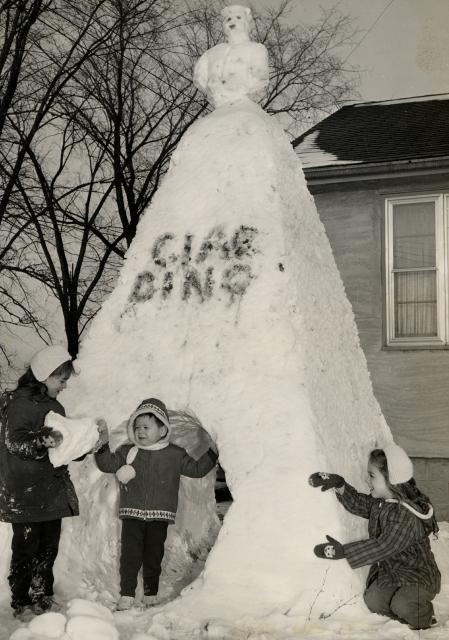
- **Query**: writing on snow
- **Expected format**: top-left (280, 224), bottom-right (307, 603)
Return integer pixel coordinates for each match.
top-left (128, 225), bottom-right (259, 304)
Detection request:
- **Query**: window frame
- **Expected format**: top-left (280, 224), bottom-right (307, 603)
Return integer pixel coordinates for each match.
top-left (385, 193), bottom-right (447, 347)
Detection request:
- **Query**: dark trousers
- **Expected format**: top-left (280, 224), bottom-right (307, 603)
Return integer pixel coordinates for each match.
top-left (120, 519), bottom-right (169, 597)
top-left (8, 520), bottom-right (62, 609)
top-left (364, 579), bottom-right (436, 629)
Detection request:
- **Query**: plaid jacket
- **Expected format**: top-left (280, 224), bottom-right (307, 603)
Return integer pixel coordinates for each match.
top-left (337, 483), bottom-right (441, 593)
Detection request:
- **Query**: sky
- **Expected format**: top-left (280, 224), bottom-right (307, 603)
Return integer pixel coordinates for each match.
top-left (262, 0), bottom-right (449, 103)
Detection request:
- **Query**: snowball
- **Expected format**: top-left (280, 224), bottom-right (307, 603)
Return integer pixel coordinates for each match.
top-left (9, 629), bottom-right (34, 640)
top-left (45, 412), bottom-right (100, 466)
top-left (66, 598), bottom-right (114, 621)
top-left (28, 612), bottom-right (67, 637)
top-left (66, 615), bottom-right (119, 640)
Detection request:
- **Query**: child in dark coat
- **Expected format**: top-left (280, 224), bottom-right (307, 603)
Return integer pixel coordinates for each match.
top-left (309, 443), bottom-right (440, 630)
top-left (0, 346), bottom-right (78, 618)
top-left (95, 397), bottom-right (218, 610)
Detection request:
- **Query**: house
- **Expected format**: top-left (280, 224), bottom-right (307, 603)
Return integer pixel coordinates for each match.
top-left (293, 95), bottom-right (449, 519)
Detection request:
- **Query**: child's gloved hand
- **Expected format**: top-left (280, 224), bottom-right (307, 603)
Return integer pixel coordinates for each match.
top-left (203, 429), bottom-right (218, 454)
top-left (308, 472), bottom-right (344, 492)
top-left (94, 418), bottom-right (109, 450)
top-left (40, 428), bottom-right (63, 448)
top-left (314, 535), bottom-right (345, 560)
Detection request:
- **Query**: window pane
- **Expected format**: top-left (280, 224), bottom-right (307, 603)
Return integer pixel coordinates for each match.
top-left (393, 202), bottom-right (435, 269)
top-left (394, 271), bottom-right (437, 337)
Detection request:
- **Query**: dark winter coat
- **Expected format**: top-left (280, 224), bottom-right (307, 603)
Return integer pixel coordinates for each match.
top-left (0, 388), bottom-right (80, 523)
top-left (337, 483), bottom-right (441, 593)
top-left (95, 443), bottom-right (218, 523)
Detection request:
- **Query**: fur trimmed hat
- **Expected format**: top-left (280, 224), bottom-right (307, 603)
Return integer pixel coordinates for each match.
top-left (30, 345), bottom-right (72, 382)
top-left (384, 442), bottom-right (414, 485)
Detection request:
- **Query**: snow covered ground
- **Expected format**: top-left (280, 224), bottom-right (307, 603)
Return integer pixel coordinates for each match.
top-left (2, 519), bottom-right (449, 640)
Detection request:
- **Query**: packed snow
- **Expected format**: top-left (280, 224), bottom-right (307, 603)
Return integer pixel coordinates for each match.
top-left (44, 413), bottom-right (100, 467)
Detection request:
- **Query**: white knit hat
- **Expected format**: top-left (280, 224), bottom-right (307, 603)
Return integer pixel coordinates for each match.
top-left (384, 442), bottom-right (414, 485)
top-left (30, 345), bottom-right (72, 382)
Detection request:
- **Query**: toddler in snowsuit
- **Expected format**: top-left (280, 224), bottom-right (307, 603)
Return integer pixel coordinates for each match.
top-left (95, 397), bottom-right (218, 610)
top-left (309, 443), bottom-right (440, 630)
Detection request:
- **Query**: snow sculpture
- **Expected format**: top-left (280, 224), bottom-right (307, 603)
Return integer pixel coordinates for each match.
top-left (52, 4), bottom-right (395, 638)
top-left (193, 5), bottom-right (269, 107)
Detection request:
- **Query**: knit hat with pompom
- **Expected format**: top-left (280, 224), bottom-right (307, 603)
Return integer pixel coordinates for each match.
top-left (127, 398), bottom-right (170, 439)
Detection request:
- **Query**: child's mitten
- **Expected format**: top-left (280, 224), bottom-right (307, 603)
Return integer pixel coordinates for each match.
top-left (93, 418), bottom-right (109, 452)
top-left (309, 472), bottom-right (344, 491)
top-left (169, 410), bottom-right (217, 460)
top-left (40, 428), bottom-right (63, 448)
top-left (314, 535), bottom-right (345, 560)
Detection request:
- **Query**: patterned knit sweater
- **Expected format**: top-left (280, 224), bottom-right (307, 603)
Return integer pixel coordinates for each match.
top-left (95, 443), bottom-right (218, 523)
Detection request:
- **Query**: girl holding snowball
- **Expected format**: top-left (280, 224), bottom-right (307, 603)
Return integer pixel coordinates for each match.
top-left (0, 345), bottom-right (107, 619)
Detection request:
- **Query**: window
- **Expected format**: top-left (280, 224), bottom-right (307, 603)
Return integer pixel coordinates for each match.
top-left (385, 194), bottom-right (447, 347)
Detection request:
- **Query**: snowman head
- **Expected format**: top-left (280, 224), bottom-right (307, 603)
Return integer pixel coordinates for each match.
top-left (221, 5), bottom-right (252, 43)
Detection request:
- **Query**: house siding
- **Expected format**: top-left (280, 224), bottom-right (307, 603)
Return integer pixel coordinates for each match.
top-left (307, 172), bottom-right (449, 519)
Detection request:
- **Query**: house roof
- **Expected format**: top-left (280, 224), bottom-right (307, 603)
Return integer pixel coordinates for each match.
top-left (292, 94), bottom-right (449, 169)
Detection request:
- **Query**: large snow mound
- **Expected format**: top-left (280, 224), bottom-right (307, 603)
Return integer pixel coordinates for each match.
top-left (44, 99), bottom-right (394, 638)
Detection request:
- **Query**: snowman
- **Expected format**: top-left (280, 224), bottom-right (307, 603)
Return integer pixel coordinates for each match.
top-left (193, 5), bottom-right (269, 107)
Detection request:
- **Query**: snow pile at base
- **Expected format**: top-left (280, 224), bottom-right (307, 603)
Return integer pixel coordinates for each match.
top-left (8, 599), bottom-right (118, 640)
top-left (5, 529), bottom-right (449, 640)
top-left (45, 413), bottom-right (99, 467)
top-left (42, 97), bottom-right (396, 638)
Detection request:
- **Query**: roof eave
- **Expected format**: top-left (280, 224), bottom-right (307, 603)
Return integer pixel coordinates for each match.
top-left (301, 156), bottom-right (449, 184)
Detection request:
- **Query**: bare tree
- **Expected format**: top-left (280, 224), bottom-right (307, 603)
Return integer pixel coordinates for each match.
top-left (0, 0), bottom-right (146, 361)
top-left (0, 0), bottom-right (358, 366)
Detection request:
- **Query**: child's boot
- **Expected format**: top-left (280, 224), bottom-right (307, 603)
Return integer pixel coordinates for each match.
top-left (144, 595), bottom-right (160, 607)
top-left (32, 596), bottom-right (60, 614)
top-left (409, 615), bottom-right (438, 630)
top-left (116, 595), bottom-right (134, 610)
top-left (13, 605), bottom-right (34, 622)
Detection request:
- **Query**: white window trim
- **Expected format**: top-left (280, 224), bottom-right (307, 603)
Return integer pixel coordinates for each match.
top-left (385, 194), bottom-right (446, 347)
